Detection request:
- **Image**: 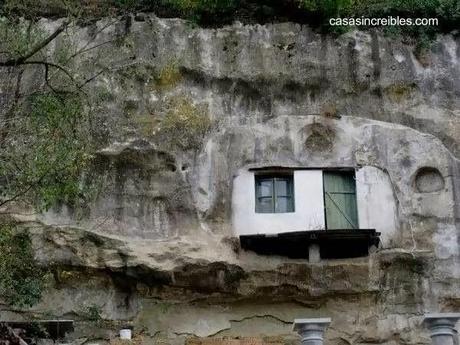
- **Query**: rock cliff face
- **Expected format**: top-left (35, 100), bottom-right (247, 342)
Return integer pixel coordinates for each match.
top-left (1, 14), bottom-right (459, 345)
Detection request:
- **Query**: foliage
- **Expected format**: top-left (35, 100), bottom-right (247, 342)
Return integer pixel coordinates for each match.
top-left (118, 63), bottom-right (155, 84)
top-left (94, 86), bottom-right (116, 103)
top-left (0, 0), bottom-right (458, 34)
top-left (165, 0), bottom-right (238, 23)
top-left (384, 82), bottom-right (416, 101)
top-left (299, 0), bottom-right (353, 20)
top-left (0, 93), bottom-right (94, 211)
top-left (0, 9), bottom-right (107, 214)
top-left (0, 1), bottom-right (108, 310)
top-left (1, 0), bottom-right (114, 19)
top-left (81, 304), bottom-right (103, 321)
top-left (155, 62), bottom-right (182, 90)
top-left (53, 33), bottom-right (78, 66)
top-left (123, 99), bottom-right (139, 115)
top-left (0, 223), bottom-right (49, 307)
top-left (160, 96), bottom-right (211, 150)
top-left (0, 17), bottom-right (46, 60)
top-left (134, 113), bottom-right (160, 137)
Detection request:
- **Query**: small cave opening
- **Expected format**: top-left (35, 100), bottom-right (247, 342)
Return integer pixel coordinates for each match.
top-left (167, 163), bottom-right (177, 172)
top-left (413, 167), bottom-right (445, 193)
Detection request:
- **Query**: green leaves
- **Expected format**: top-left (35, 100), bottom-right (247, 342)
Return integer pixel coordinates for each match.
top-left (164, 0), bottom-right (238, 23)
top-left (0, 17), bottom-right (46, 60)
top-left (0, 223), bottom-right (48, 307)
top-left (1, 0), bottom-right (458, 33)
top-left (0, 93), bottom-right (94, 211)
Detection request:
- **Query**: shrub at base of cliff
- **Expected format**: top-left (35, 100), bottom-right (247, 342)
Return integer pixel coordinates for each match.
top-left (159, 96), bottom-right (211, 151)
top-left (0, 223), bottom-right (49, 307)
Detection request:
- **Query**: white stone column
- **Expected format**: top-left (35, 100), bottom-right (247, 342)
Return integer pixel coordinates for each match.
top-left (424, 313), bottom-right (460, 345)
top-left (293, 318), bottom-right (331, 345)
top-left (308, 244), bottom-right (321, 263)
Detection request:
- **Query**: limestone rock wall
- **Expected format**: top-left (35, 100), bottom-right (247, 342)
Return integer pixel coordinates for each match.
top-left (0, 14), bottom-right (459, 345)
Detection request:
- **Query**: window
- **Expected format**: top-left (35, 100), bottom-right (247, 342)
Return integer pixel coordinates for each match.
top-left (323, 171), bottom-right (358, 229)
top-left (255, 175), bottom-right (294, 213)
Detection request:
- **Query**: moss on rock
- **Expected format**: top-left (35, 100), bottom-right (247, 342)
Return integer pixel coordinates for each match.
top-left (160, 96), bottom-right (211, 151)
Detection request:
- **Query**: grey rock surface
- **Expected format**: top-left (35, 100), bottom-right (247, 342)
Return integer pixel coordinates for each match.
top-left (0, 14), bottom-right (459, 345)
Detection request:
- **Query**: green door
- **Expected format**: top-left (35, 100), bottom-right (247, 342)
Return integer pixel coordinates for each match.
top-left (324, 171), bottom-right (358, 229)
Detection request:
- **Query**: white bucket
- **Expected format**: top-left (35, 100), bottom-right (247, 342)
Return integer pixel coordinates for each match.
top-left (119, 329), bottom-right (132, 340)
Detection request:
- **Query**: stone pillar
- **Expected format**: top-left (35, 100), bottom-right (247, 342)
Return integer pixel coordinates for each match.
top-left (308, 244), bottom-right (321, 263)
top-left (293, 318), bottom-right (331, 345)
top-left (424, 313), bottom-right (460, 345)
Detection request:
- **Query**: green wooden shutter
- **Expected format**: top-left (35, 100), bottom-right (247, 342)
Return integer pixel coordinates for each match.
top-left (324, 171), bottom-right (358, 229)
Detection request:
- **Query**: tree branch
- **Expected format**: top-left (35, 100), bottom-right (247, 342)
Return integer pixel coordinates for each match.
top-left (78, 68), bottom-right (106, 89)
top-left (43, 63), bottom-right (73, 95)
top-left (24, 60), bottom-right (77, 82)
top-left (65, 18), bottom-right (120, 62)
top-left (0, 179), bottom-right (38, 208)
top-left (0, 20), bottom-right (69, 66)
top-left (0, 165), bottom-right (53, 208)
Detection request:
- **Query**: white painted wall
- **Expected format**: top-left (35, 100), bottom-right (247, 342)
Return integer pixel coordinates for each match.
top-left (356, 166), bottom-right (398, 245)
top-left (232, 170), bottom-right (325, 235)
top-left (233, 166), bottom-right (399, 242)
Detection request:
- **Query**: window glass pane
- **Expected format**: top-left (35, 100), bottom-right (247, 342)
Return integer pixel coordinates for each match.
top-left (275, 196), bottom-right (293, 213)
top-left (275, 178), bottom-right (289, 196)
top-left (255, 174), bottom-right (294, 213)
top-left (258, 179), bottom-right (273, 197)
top-left (257, 197), bottom-right (273, 213)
